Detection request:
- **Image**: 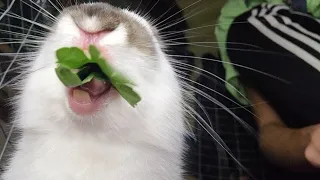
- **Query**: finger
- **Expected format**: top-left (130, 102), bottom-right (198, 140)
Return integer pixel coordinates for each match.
top-left (310, 128), bottom-right (320, 152)
top-left (305, 144), bottom-right (320, 168)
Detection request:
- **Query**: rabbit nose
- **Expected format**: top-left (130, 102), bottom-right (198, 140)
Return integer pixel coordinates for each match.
top-left (78, 29), bottom-right (108, 49)
top-left (74, 16), bottom-right (117, 34)
top-left (68, 4), bottom-right (120, 34)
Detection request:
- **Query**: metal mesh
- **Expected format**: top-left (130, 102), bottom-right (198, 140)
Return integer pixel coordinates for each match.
top-left (186, 53), bottom-right (266, 180)
top-left (0, 0), bottom-right (47, 172)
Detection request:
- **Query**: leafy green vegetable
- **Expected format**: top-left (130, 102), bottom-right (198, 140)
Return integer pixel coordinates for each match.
top-left (89, 45), bottom-right (100, 61)
top-left (56, 47), bottom-right (89, 69)
top-left (55, 66), bottom-right (82, 87)
top-left (55, 45), bottom-right (141, 107)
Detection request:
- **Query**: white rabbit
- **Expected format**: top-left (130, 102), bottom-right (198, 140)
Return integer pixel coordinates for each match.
top-left (2, 2), bottom-right (187, 180)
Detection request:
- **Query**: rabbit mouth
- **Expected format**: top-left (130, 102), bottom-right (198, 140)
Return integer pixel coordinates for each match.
top-left (67, 78), bottom-right (114, 115)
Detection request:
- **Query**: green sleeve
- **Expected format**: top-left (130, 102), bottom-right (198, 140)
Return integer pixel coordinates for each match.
top-left (214, 0), bottom-right (272, 105)
top-left (215, 0), bottom-right (318, 105)
top-left (307, 0), bottom-right (320, 18)
top-left (215, 0), bottom-right (288, 105)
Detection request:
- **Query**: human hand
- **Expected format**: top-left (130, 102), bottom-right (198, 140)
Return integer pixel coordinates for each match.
top-left (305, 128), bottom-right (320, 168)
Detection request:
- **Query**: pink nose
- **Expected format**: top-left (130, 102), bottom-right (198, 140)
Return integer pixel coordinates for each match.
top-left (78, 29), bottom-right (111, 49)
top-left (77, 22), bottom-right (115, 34)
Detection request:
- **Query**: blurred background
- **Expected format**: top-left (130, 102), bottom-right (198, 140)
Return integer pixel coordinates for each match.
top-left (0, 1), bottom-right (264, 179)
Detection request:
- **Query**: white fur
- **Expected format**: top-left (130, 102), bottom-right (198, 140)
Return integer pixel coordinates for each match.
top-left (2, 3), bottom-right (187, 180)
top-left (99, 24), bottom-right (128, 46)
top-left (80, 16), bottom-right (102, 33)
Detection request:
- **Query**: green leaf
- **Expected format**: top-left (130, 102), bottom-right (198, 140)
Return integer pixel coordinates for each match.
top-left (81, 73), bottom-right (95, 84)
top-left (77, 64), bottom-right (108, 81)
top-left (81, 72), bottom-right (106, 84)
top-left (55, 66), bottom-right (82, 87)
top-left (96, 57), bottom-right (134, 85)
top-left (113, 84), bottom-right (142, 107)
top-left (89, 45), bottom-right (100, 61)
top-left (55, 45), bottom-right (142, 107)
top-left (95, 57), bottom-right (140, 106)
top-left (77, 65), bottom-right (92, 80)
top-left (91, 72), bottom-right (107, 81)
top-left (56, 47), bottom-right (89, 69)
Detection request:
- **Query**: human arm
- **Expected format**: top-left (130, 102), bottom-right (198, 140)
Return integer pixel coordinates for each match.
top-left (305, 128), bottom-right (320, 168)
top-left (246, 87), bottom-right (320, 171)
